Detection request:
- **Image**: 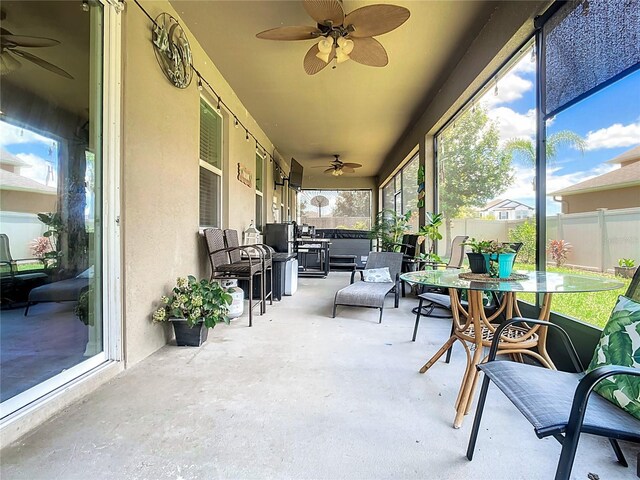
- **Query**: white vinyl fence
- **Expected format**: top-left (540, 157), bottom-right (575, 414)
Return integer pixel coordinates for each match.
top-left (0, 211), bottom-right (47, 259)
top-left (440, 207), bottom-right (640, 273)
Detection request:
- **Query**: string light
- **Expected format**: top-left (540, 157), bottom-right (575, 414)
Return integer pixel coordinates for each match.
top-left (493, 77), bottom-right (499, 96)
top-left (82, 0), bottom-right (90, 12)
top-left (530, 47), bottom-right (536, 63)
top-left (132, 0), bottom-right (281, 167)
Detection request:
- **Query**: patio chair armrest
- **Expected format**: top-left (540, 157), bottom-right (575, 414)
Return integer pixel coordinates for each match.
top-left (565, 366), bottom-right (640, 437)
top-left (211, 246), bottom-right (262, 265)
top-left (486, 317), bottom-right (583, 372)
top-left (251, 243), bottom-right (274, 259)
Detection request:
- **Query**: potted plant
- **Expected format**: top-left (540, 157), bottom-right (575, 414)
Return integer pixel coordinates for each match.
top-left (547, 239), bottom-right (572, 267)
top-left (463, 238), bottom-right (492, 273)
top-left (615, 258), bottom-right (637, 279)
top-left (417, 212), bottom-right (443, 263)
top-left (370, 209), bottom-right (413, 252)
top-left (152, 276), bottom-right (232, 347)
top-left (482, 241), bottom-right (515, 278)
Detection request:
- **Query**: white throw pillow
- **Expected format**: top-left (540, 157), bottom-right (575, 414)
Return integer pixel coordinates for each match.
top-left (363, 267), bottom-right (392, 283)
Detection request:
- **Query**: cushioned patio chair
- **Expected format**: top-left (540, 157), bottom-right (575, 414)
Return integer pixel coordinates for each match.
top-left (466, 267), bottom-right (640, 480)
top-left (332, 251), bottom-right (403, 323)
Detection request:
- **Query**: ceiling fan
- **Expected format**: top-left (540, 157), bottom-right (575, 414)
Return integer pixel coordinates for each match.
top-left (312, 155), bottom-right (362, 176)
top-left (256, 0), bottom-right (410, 75)
top-left (0, 11), bottom-right (74, 79)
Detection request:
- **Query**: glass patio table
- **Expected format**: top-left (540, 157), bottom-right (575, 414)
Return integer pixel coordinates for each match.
top-left (400, 269), bottom-right (624, 428)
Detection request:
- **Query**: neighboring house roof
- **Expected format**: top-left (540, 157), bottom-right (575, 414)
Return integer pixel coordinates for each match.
top-left (0, 169), bottom-right (57, 195)
top-left (551, 160), bottom-right (640, 196)
top-left (0, 147), bottom-right (29, 167)
top-left (481, 198), bottom-right (533, 211)
top-left (606, 145), bottom-right (640, 165)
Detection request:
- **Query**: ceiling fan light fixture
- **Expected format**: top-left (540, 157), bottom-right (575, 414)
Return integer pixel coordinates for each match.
top-left (337, 36), bottom-right (354, 54)
top-left (315, 36), bottom-right (334, 63)
top-left (335, 48), bottom-right (350, 64)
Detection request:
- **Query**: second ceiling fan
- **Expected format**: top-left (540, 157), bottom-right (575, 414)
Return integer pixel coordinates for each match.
top-left (312, 155), bottom-right (362, 176)
top-left (256, 0), bottom-right (410, 75)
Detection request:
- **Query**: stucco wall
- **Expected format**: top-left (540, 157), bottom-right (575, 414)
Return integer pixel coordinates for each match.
top-left (560, 187), bottom-right (640, 214)
top-left (122, 1), bottom-right (279, 366)
top-left (0, 191), bottom-right (57, 214)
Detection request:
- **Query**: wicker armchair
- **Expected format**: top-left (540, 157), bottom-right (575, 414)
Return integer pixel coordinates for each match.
top-left (203, 228), bottom-right (263, 327)
top-left (223, 229), bottom-right (273, 312)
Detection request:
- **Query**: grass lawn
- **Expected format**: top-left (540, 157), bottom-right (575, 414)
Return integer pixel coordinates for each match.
top-left (514, 263), bottom-right (630, 329)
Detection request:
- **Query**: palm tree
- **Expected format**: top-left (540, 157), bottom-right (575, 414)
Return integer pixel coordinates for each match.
top-left (505, 130), bottom-right (586, 166)
top-left (504, 130), bottom-right (586, 189)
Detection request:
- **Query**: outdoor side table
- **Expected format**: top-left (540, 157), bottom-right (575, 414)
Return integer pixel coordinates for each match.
top-left (400, 269), bottom-right (624, 429)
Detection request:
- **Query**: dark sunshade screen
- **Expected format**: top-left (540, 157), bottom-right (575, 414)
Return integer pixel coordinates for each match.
top-left (543, 0), bottom-right (640, 117)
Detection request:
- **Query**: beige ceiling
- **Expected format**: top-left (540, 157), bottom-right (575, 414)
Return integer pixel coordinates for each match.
top-left (172, 0), bottom-right (498, 178)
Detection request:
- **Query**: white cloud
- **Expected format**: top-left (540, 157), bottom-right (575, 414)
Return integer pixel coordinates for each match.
top-left (16, 153), bottom-right (56, 186)
top-left (584, 122), bottom-right (640, 151)
top-left (0, 121), bottom-right (51, 148)
top-left (488, 107), bottom-right (536, 144)
top-left (480, 72), bottom-right (533, 108)
top-left (547, 163), bottom-right (616, 194)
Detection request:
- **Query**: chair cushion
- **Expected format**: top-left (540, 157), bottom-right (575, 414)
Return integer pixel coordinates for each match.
top-left (335, 281), bottom-right (395, 308)
top-left (586, 295), bottom-right (640, 420)
top-left (479, 361), bottom-right (640, 441)
top-left (363, 267), bottom-right (392, 283)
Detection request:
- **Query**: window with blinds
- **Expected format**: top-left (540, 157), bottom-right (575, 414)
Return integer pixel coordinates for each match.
top-left (199, 97), bottom-right (222, 227)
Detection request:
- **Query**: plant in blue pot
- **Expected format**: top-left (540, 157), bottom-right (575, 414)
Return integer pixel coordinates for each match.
top-left (482, 241), bottom-right (516, 278)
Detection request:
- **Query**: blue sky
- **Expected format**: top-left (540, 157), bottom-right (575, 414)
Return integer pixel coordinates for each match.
top-left (479, 45), bottom-right (640, 215)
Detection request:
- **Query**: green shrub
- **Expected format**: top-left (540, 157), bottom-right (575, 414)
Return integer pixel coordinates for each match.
top-left (508, 219), bottom-right (536, 264)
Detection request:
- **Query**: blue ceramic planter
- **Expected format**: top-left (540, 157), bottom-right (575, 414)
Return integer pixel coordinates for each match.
top-left (482, 253), bottom-right (516, 278)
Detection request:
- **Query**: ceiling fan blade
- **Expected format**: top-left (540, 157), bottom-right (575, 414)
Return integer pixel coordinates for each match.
top-left (344, 4), bottom-right (410, 38)
top-left (1, 34), bottom-right (60, 48)
top-left (342, 163), bottom-right (362, 168)
top-left (323, 168), bottom-right (335, 174)
top-left (349, 37), bottom-right (388, 67)
top-left (341, 167), bottom-right (356, 173)
top-left (0, 51), bottom-right (21, 75)
top-left (256, 25), bottom-right (321, 41)
top-left (303, 0), bottom-right (344, 27)
top-left (303, 43), bottom-right (335, 75)
top-left (310, 165), bottom-right (332, 168)
top-left (10, 49), bottom-right (73, 79)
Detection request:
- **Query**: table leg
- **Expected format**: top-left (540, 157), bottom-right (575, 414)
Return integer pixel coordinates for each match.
top-left (536, 293), bottom-right (556, 369)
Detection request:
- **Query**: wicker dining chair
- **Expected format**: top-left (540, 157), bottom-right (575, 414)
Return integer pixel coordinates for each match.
top-left (203, 228), bottom-right (263, 326)
top-left (223, 229), bottom-right (273, 312)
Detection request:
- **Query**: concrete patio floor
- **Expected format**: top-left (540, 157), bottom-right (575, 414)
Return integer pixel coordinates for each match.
top-left (1, 272), bottom-right (638, 479)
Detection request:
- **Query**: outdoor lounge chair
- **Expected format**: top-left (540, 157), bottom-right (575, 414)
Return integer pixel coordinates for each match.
top-left (466, 267), bottom-right (640, 480)
top-left (332, 251), bottom-right (403, 323)
top-left (24, 276), bottom-right (90, 316)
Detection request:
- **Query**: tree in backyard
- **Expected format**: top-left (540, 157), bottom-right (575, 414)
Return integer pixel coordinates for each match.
top-left (438, 106), bottom-right (514, 247)
top-left (332, 190), bottom-right (371, 226)
top-left (504, 130), bottom-right (586, 188)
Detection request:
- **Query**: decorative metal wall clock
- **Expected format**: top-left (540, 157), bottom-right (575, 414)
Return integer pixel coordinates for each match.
top-left (152, 13), bottom-right (193, 89)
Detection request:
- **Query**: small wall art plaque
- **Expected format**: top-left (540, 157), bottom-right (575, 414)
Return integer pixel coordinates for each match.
top-left (237, 164), bottom-right (252, 188)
